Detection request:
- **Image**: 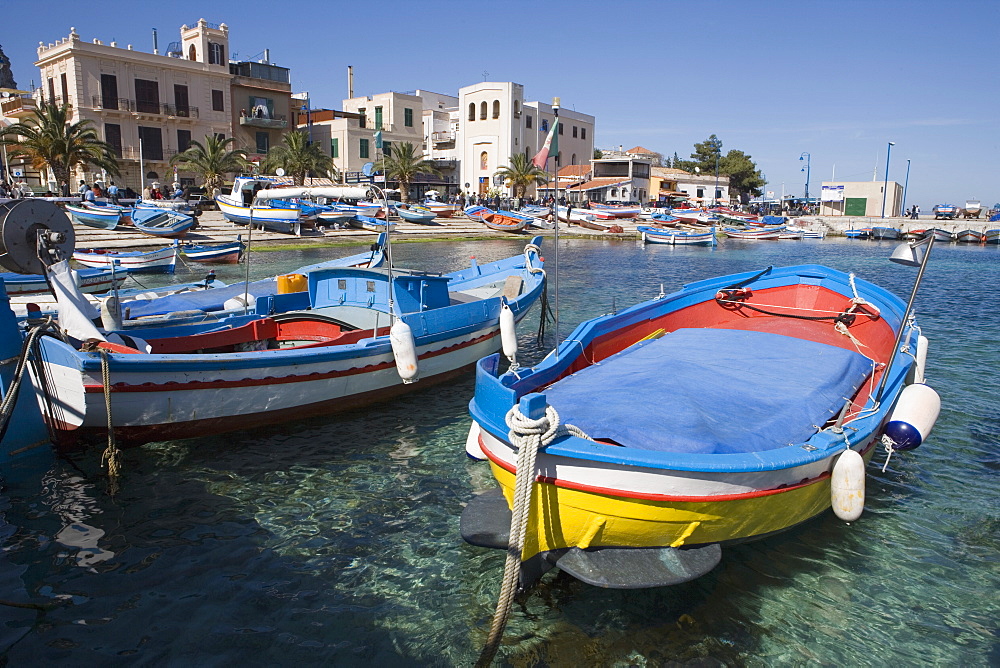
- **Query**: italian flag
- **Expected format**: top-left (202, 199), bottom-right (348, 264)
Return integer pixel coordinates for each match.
top-left (531, 120), bottom-right (559, 169)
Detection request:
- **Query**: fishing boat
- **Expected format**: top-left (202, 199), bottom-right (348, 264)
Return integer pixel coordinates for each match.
top-left (29, 238), bottom-right (546, 445)
top-left (421, 201), bottom-right (457, 218)
top-left (953, 229), bottom-right (983, 244)
top-left (672, 209), bottom-right (717, 226)
top-left (180, 239), bottom-right (244, 264)
top-left (649, 213), bottom-right (680, 225)
top-left (555, 206), bottom-right (614, 231)
top-left (638, 225), bottom-right (717, 246)
top-left (64, 203), bottom-right (121, 230)
top-left (73, 243), bottom-right (179, 274)
top-left (588, 202), bottom-right (641, 218)
top-left (315, 207), bottom-right (356, 227)
top-left (984, 229), bottom-right (1000, 245)
top-left (351, 214), bottom-right (397, 233)
top-left (963, 201), bottom-right (982, 219)
top-left (723, 226), bottom-right (784, 240)
top-left (395, 204), bottom-right (438, 224)
top-left (131, 207), bottom-right (195, 238)
top-left (482, 210), bottom-right (530, 233)
top-left (844, 228), bottom-right (870, 239)
top-left (933, 204), bottom-right (959, 220)
top-left (83, 201), bottom-right (133, 224)
top-left (462, 262), bottom-right (939, 589)
top-left (1, 267), bottom-right (127, 296)
top-left (870, 226), bottom-right (901, 240)
top-left (216, 176), bottom-right (309, 233)
top-left (464, 205), bottom-right (490, 222)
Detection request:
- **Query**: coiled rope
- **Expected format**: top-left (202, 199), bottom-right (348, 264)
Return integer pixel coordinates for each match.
top-left (476, 403), bottom-right (590, 667)
top-left (98, 349), bottom-right (123, 486)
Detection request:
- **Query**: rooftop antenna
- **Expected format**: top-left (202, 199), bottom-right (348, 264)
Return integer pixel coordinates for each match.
top-left (152, 28), bottom-right (159, 55)
top-left (348, 65), bottom-right (354, 99)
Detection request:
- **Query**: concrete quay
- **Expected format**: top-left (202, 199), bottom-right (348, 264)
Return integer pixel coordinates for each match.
top-left (795, 215), bottom-right (997, 236)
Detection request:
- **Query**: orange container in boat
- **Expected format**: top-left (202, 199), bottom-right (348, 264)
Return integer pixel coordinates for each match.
top-left (277, 273), bottom-right (307, 294)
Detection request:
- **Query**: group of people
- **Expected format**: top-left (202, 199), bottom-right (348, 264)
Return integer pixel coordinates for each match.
top-left (141, 182), bottom-right (186, 201)
top-left (906, 205), bottom-right (920, 219)
top-left (0, 181), bottom-right (32, 199)
top-left (78, 179), bottom-right (122, 204)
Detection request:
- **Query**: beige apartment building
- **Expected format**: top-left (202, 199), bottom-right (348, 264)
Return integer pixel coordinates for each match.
top-left (231, 57), bottom-right (292, 163)
top-left (33, 20), bottom-right (236, 191)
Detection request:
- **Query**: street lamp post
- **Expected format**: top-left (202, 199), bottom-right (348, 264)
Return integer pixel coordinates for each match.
top-left (799, 152), bottom-right (811, 208)
top-left (881, 141), bottom-right (895, 218)
top-left (901, 158), bottom-right (911, 217)
top-left (711, 137), bottom-right (722, 206)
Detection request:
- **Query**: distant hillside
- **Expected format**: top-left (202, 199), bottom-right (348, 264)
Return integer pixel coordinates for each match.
top-left (0, 44), bottom-right (17, 89)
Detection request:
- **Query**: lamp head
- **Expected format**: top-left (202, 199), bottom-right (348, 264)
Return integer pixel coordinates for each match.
top-left (889, 240), bottom-right (925, 267)
top-left (799, 155), bottom-right (804, 161)
top-left (889, 141), bottom-right (896, 146)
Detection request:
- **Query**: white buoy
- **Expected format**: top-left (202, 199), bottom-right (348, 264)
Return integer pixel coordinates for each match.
top-left (831, 448), bottom-right (866, 521)
top-left (500, 300), bottom-right (517, 365)
top-left (390, 318), bottom-right (419, 383)
top-left (224, 294), bottom-right (256, 311)
top-left (884, 383), bottom-right (941, 450)
top-left (100, 295), bottom-right (123, 331)
top-left (465, 421), bottom-right (485, 460)
top-left (912, 334), bottom-right (929, 384)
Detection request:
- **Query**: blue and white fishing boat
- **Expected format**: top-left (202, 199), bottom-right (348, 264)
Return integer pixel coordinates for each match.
top-left (351, 214), bottom-right (397, 233)
top-left (395, 203), bottom-right (437, 224)
top-left (463, 259), bottom-right (939, 590)
top-left (215, 176), bottom-right (308, 233)
top-left (465, 205), bottom-right (490, 222)
top-left (870, 226), bottom-right (901, 240)
top-left (29, 238), bottom-right (546, 445)
top-left (638, 225), bottom-right (717, 246)
top-left (180, 238), bottom-right (244, 264)
top-left (131, 206), bottom-right (196, 238)
top-left (723, 225), bottom-right (785, 240)
top-left (65, 203), bottom-right (121, 230)
top-left (73, 243), bottom-right (179, 274)
top-left (0, 267), bottom-right (127, 296)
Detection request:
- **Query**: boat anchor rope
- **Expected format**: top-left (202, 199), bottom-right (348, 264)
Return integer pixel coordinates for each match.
top-left (0, 318), bottom-right (56, 443)
top-left (98, 349), bottom-right (123, 486)
top-left (476, 400), bottom-right (590, 667)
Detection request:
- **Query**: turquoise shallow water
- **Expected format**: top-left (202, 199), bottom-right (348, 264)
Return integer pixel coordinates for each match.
top-left (1, 237), bottom-right (997, 665)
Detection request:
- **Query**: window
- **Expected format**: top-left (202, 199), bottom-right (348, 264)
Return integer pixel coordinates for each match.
top-left (404, 107), bottom-right (413, 127)
top-left (571, 153), bottom-right (577, 165)
top-left (374, 106), bottom-right (383, 131)
top-left (716, 188), bottom-right (722, 200)
top-left (611, 188), bottom-right (618, 197)
top-left (174, 84), bottom-right (189, 116)
top-left (47, 78), bottom-right (55, 104)
top-left (382, 141), bottom-right (392, 156)
top-left (525, 114), bottom-right (532, 129)
top-left (358, 108), bottom-right (366, 128)
top-left (556, 152), bottom-right (561, 167)
top-left (104, 123), bottom-right (122, 156)
top-left (248, 95), bottom-right (272, 118)
top-left (100, 74), bottom-right (118, 109)
top-left (480, 151), bottom-right (488, 171)
top-left (525, 146), bottom-right (531, 158)
top-left (359, 138), bottom-right (369, 159)
top-left (696, 188), bottom-right (705, 198)
top-left (480, 101), bottom-right (487, 120)
top-left (176, 129), bottom-right (191, 153)
top-left (138, 126), bottom-right (163, 160)
top-left (213, 132), bottom-right (226, 141)
top-left (60, 73), bottom-right (68, 103)
top-left (581, 127), bottom-right (587, 140)
top-left (255, 131), bottom-right (269, 154)
top-left (572, 126), bottom-right (578, 138)
top-left (468, 103), bottom-right (475, 121)
top-left (134, 78), bottom-right (160, 113)
top-left (558, 123), bottom-right (563, 135)
top-left (208, 41), bottom-right (225, 65)
top-left (188, 44), bottom-right (196, 61)
top-left (211, 89), bottom-right (224, 112)
top-left (514, 100), bottom-right (520, 118)
top-left (330, 137), bottom-right (339, 158)
top-left (492, 100), bottom-right (500, 119)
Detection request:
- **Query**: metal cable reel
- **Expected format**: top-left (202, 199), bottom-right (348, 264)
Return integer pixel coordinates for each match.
top-left (0, 200), bottom-right (75, 274)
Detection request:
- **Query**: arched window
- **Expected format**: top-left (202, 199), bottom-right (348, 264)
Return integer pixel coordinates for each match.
top-left (480, 151), bottom-right (488, 171)
top-left (492, 100), bottom-right (500, 119)
top-left (468, 103), bottom-right (475, 121)
top-left (571, 153), bottom-right (577, 165)
top-left (611, 188), bottom-right (618, 197)
top-left (480, 101), bottom-right (487, 120)
top-left (188, 44), bottom-right (196, 61)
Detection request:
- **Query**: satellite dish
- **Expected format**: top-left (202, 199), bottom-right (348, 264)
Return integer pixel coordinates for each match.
top-left (362, 162), bottom-right (374, 177)
top-left (275, 167), bottom-right (286, 176)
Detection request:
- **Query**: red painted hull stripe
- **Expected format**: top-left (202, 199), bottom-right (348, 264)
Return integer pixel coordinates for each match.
top-left (480, 435), bottom-right (875, 503)
top-left (82, 329), bottom-right (498, 393)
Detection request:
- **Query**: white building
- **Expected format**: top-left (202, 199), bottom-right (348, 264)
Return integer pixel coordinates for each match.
top-left (819, 180), bottom-right (903, 216)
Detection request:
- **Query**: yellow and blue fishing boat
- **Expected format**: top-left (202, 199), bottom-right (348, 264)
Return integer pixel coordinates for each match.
top-left (463, 262), bottom-right (941, 589)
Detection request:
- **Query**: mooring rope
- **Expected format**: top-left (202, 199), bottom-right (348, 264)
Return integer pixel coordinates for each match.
top-left (476, 404), bottom-right (590, 667)
top-left (0, 318), bottom-right (55, 442)
top-left (98, 349), bottom-right (122, 485)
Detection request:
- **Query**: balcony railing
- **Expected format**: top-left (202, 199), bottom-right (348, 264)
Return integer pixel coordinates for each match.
top-left (239, 113), bottom-right (287, 129)
top-left (114, 146), bottom-right (179, 161)
top-left (0, 96), bottom-right (38, 116)
top-left (91, 96), bottom-right (200, 118)
top-left (431, 130), bottom-right (455, 144)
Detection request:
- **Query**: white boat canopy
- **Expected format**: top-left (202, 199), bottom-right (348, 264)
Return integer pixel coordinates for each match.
top-left (254, 186), bottom-right (370, 200)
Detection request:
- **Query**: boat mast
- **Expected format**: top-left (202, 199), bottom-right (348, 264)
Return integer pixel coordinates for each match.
top-left (552, 97), bottom-right (560, 356)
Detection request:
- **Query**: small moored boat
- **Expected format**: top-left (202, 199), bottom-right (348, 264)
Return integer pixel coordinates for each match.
top-left (180, 239), bottom-right (244, 264)
top-left (73, 243), bottom-right (179, 274)
top-left (638, 225), bottom-right (717, 246)
top-left (65, 203), bottom-right (121, 230)
top-left (131, 207), bottom-right (195, 238)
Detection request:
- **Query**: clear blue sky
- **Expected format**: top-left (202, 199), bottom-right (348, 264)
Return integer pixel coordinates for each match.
top-left (4, 0), bottom-right (997, 209)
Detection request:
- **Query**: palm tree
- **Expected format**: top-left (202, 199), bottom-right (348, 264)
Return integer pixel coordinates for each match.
top-left (260, 130), bottom-right (333, 186)
top-left (0, 103), bottom-right (119, 192)
top-left (170, 135), bottom-right (248, 194)
top-left (494, 153), bottom-right (548, 199)
top-left (373, 141), bottom-right (439, 203)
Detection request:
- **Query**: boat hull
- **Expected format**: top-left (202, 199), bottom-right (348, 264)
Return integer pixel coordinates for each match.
top-left (180, 241), bottom-right (243, 264)
top-left (72, 245), bottom-right (178, 274)
top-left (639, 226), bottom-right (717, 246)
top-left (216, 196), bottom-right (307, 234)
top-left (65, 204), bottom-right (120, 230)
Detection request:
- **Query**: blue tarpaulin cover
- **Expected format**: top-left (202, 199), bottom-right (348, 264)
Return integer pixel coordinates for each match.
top-left (545, 328), bottom-right (873, 455)
top-left (123, 278), bottom-right (277, 317)
top-left (762, 215), bottom-right (787, 225)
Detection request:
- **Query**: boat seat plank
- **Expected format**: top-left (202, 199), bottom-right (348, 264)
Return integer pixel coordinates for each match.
top-left (544, 328), bottom-right (873, 455)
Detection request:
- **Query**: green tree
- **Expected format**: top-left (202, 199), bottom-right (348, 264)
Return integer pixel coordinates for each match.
top-left (676, 134), bottom-right (723, 174)
top-left (0, 103), bottom-right (119, 191)
top-left (170, 135), bottom-right (249, 194)
top-left (373, 141), bottom-right (438, 203)
top-left (493, 153), bottom-right (548, 199)
top-left (259, 130), bottom-right (334, 186)
top-left (719, 149), bottom-right (766, 199)
top-left (593, 148), bottom-right (603, 159)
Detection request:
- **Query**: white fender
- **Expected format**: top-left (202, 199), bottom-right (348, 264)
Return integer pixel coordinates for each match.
top-left (100, 295), bottom-right (123, 331)
top-left (913, 334), bottom-right (929, 384)
top-left (390, 318), bottom-right (419, 383)
top-left (224, 294), bottom-right (256, 311)
top-left (884, 383), bottom-right (940, 451)
top-left (831, 449), bottom-right (865, 521)
top-left (465, 421), bottom-right (486, 460)
top-left (500, 301), bottom-right (517, 364)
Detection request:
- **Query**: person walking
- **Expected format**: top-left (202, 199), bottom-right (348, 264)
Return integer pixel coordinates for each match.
top-left (107, 181), bottom-right (119, 204)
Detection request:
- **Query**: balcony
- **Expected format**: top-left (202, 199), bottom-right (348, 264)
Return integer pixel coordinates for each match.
top-left (431, 130), bottom-right (455, 145)
top-left (91, 96), bottom-right (200, 119)
top-left (114, 146), bottom-right (178, 162)
top-left (239, 112), bottom-right (287, 129)
top-left (0, 96), bottom-right (38, 118)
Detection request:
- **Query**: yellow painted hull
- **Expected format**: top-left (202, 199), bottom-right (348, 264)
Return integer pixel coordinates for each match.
top-left (489, 450), bottom-right (872, 560)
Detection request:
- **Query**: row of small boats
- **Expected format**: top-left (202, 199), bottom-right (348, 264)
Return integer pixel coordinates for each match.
top-left (846, 226), bottom-right (1000, 243)
top-left (65, 200), bottom-right (197, 238)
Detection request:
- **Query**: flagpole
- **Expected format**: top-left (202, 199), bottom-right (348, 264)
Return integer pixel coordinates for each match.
top-left (551, 97), bottom-right (560, 357)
